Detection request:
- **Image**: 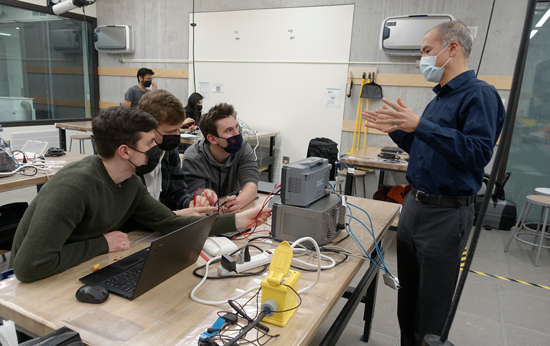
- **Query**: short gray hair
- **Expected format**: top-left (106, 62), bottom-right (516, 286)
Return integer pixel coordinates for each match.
top-left (435, 21), bottom-right (474, 59)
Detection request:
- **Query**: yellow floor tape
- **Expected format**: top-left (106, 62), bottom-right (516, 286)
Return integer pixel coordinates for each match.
top-left (460, 248), bottom-right (550, 290)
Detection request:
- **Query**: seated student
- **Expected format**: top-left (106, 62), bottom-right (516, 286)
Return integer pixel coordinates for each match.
top-left (137, 89), bottom-right (216, 216)
top-left (182, 103), bottom-right (259, 214)
top-left (124, 67), bottom-right (157, 108)
top-left (9, 106), bottom-right (271, 283)
top-left (184, 92), bottom-right (204, 128)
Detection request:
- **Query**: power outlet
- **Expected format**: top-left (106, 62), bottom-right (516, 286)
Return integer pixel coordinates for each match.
top-left (283, 156), bottom-right (290, 164)
top-left (217, 249), bottom-right (275, 276)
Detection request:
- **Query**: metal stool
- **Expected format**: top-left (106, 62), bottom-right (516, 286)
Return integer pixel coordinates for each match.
top-left (524, 188), bottom-right (550, 235)
top-left (535, 187), bottom-right (550, 197)
top-left (505, 195), bottom-right (550, 266)
top-left (69, 134), bottom-right (92, 154)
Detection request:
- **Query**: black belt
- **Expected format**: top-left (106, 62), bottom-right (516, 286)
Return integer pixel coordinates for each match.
top-left (410, 187), bottom-right (474, 209)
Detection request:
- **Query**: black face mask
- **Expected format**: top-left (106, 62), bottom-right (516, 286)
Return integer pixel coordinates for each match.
top-left (143, 80), bottom-right (152, 88)
top-left (155, 129), bottom-right (180, 151)
top-left (128, 145), bottom-right (161, 175)
top-left (216, 133), bottom-right (243, 154)
top-left (197, 105), bottom-right (203, 112)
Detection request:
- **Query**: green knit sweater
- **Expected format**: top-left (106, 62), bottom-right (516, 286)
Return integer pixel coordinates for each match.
top-left (10, 155), bottom-right (235, 282)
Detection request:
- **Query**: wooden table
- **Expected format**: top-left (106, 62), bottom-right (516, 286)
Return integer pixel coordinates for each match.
top-left (56, 122), bottom-right (279, 183)
top-left (340, 146), bottom-right (409, 194)
top-left (0, 197), bottom-right (399, 346)
top-left (55, 121), bottom-right (93, 152)
top-left (0, 152), bottom-right (87, 193)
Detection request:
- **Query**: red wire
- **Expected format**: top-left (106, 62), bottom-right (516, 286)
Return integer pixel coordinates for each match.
top-left (239, 184), bottom-right (281, 240)
top-left (193, 188), bottom-right (219, 215)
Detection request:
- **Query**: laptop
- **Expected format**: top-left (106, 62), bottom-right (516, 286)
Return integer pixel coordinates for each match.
top-left (80, 214), bottom-right (216, 300)
top-left (257, 181), bottom-right (280, 195)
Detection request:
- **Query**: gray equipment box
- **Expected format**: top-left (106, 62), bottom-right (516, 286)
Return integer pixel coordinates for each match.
top-left (475, 198), bottom-right (517, 230)
top-left (0, 148), bottom-right (17, 173)
top-left (272, 194), bottom-right (345, 245)
top-left (281, 157), bottom-right (330, 207)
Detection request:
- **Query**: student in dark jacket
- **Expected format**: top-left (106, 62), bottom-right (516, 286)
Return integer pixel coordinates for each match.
top-left (184, 92), bottom-right (204, 129)
top-left (138, 90), bottom-right (217, 216)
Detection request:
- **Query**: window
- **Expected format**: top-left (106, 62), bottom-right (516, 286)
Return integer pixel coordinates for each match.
top-left (504, 1), bottom-right (550, 216)
top-left (0, 1), bottom-right (98, 126)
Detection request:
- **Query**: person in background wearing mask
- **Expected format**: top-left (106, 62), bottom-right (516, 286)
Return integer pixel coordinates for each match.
top-left (362, 21), bottom-right (504, 346)
top-left (9, 106), bottom-right (271, 282)
top-left (137, 89), bottom-right (217, 216)
top-left (124, 68), bottom-right (157, 108)
top-left (183, 92), bottom-right (204, 130)
top-left (182, 103), bottom-right (258, 214)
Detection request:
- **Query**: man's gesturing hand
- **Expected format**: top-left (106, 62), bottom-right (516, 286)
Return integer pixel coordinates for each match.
top-left (362, 97), bottom-right (420, 133)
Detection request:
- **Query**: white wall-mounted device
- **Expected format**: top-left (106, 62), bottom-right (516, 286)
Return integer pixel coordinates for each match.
top-left (93, 25), bottom-right (134, 53)
top-left (380, 14), bottom-right (455, 56)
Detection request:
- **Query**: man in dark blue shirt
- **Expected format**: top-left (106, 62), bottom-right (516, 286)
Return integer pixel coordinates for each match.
top-left (363, 21), bottom-right (504, 346)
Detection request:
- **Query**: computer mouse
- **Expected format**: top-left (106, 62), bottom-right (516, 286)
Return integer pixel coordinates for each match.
top-left (75, 284), bottom-right (109, 304)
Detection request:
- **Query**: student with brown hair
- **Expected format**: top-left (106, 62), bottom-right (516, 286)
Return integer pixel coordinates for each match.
top-left (138, 89), bottom-right (215, 216)
top-left (182, 103), bottom-right (258, 214)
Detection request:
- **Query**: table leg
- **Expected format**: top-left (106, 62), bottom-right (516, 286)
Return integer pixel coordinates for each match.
top-left (361, 270), bottom-right (379, 342)
top-left (90, 135), bottom-right (96, 155)
top-left (378, 170), bottom-right (385, 187)
top-left (320, 238), bottom-right (383, 346)
top-left (268, 136), bottom-right (275, 182)
top-left (58, 128), bottom-right (67, 151)
top-left (344, 168), bottom-right (354, 195)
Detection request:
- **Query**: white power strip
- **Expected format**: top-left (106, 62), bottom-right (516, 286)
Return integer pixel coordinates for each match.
top-left (217, 249), bottom-right (275, 276)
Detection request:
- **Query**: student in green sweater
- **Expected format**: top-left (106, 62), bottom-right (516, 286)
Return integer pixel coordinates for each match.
top-left (10, 106), bottom-right (271, 283)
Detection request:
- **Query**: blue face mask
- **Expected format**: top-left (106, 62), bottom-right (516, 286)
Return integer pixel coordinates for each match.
top-left (419, 43), bottom-right (451, 83)
top-left (217, 133), bottom-right (243, 154)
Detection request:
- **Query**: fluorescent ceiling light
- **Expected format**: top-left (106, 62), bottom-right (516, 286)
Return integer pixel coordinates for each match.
top-left (0, 33), bottom-right (11, 36)
top-left (530, 30), bottom-right (538, 39)
top-left (536, 8), bottom-right (550, 27)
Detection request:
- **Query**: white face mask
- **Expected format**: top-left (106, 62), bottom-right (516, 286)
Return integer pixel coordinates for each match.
top-left (419, 43), bottom-right (452, 83)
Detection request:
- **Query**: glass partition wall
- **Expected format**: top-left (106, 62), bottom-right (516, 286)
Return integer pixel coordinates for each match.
top-left (504, 0), bottom-right (550, 218)
top-left (0, 1), bottom-right (97, 125)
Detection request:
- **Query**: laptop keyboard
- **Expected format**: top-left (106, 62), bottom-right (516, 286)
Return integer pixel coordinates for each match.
top-left (101, 266), bottom-right (142, 293)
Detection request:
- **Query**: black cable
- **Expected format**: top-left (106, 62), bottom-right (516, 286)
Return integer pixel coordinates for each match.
top-left (19, 166), bottom-right (38, 176)
top-left (268, 284), bottom-right (302, 314)
top-left (228, 289), bottom-right (270, 334)
top-left (213, 288), bottom-right (281, 345)
top-left (475, 0), bottom-right (497, 77)
top-left (330, 230), bottom-right (350, 244)
top-left (11, 150), bottom-right (26, 163)
top-left (225, 310), bottom-right (270, 346)
top-left (191, 0), bottom-right (197, 93)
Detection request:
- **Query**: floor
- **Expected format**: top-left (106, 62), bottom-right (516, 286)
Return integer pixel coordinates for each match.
top-left (2, 187), bottom-right (550, 345)
top-left (310, 228), bottom-right (550, 346)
